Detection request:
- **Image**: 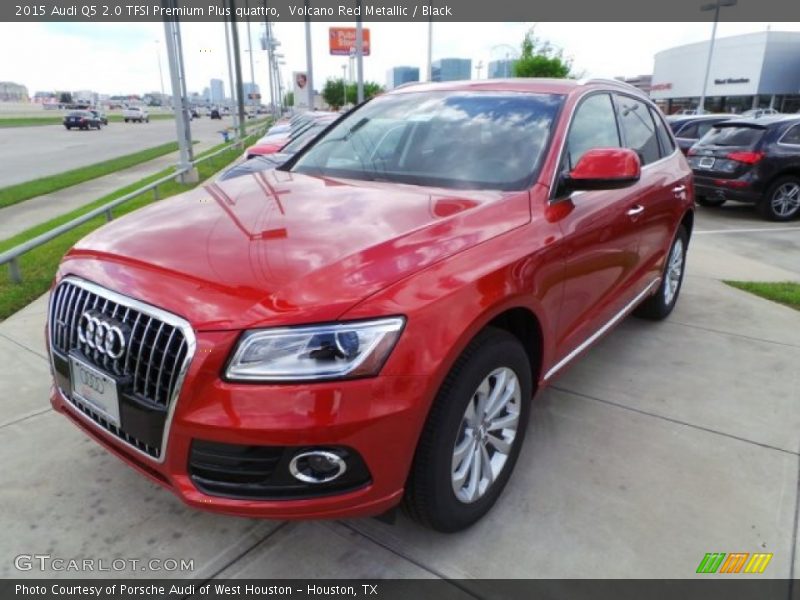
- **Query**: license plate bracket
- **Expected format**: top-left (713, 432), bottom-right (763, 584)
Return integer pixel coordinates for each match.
top-left (69, 354), bottom-right (121, 427)
top-left (698, 156), bottom-right (715, 170)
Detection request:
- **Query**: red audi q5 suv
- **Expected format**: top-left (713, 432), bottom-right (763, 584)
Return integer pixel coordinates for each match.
top-left (48, 79), bottom-right (694, 532)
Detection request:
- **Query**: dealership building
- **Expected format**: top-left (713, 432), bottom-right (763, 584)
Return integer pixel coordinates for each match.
top-left (650, 31), bottom-right (800, 114)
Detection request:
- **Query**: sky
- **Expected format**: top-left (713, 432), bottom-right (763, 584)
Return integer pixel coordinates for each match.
top-left (1, 21), bottom-right (799, 98)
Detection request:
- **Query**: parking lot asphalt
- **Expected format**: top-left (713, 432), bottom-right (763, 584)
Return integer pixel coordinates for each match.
top-left (0, 206), bottom-right (798, 581)
top-left (0, 117), bottom-right (235, 188)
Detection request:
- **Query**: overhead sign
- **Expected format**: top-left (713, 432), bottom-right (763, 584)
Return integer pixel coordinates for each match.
top-left (329, 27), bottom-right (371, 56)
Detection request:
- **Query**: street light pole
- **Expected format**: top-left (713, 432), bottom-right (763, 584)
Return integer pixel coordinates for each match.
top-left (426, 10), bottom-right (433, 81)
top-left (304, 0), bottom-right (314, 111)
top-left (229, 0), bottom-right (247, 138)
top-left (342, 64), bottom-right (347, 108)
top-left (155, 39), bottom-right (165, 100)
top-left (698, 0), bottom-right (737, 114)
top-left (245, 0), bottom-right (257, 114)
top-left (355, 0), bottom-right (364, 103)
top-left (223, 19), bottom-right (238, 132)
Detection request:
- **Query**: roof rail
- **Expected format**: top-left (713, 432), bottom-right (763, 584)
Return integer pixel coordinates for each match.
top-left (579, 78), bottom-right (644, 93)
top-left (392, 81), bottom-right (423, 91)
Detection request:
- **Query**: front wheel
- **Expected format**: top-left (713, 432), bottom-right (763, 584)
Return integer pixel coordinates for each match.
top-left (404, 328), bottom-right (532, 532)
top-left (634, 225), bottom-right (688, 320)
top-left (759, 176), bottom-right (800, 221)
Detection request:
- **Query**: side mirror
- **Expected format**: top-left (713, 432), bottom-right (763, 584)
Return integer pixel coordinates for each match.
top-left (563, 148), bottom-right (641, 192)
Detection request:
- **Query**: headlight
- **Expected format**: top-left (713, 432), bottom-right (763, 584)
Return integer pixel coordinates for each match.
top-left (225, 317), bottom-right (405, 382)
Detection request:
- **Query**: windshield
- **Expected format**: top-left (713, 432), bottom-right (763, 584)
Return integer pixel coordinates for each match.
top-left (699, 125), bottom-right (764, 148)
top-left (290, 91), bottom-right (564, 191)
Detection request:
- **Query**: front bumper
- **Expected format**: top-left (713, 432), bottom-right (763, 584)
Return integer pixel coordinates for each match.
top-left (50, 328), bottom-right (432, 519)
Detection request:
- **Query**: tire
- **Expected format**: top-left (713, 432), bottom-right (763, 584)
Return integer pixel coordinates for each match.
top-left (145, 118), bottom-right (149, 123)
top-left (758, 176), bottom-right (800, 221)
top-left (634, 225), bottom-right (689, 321)
top-left (124, 118), bottom-right (129, 123)
top-left (404, 327), bottom-right (533, 532)
top-left (64, 126), bottom-right (70, 130)
top-left (696, 195), bottom-right (726, 207)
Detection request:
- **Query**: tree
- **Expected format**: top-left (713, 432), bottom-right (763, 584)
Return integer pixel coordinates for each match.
top-left (322, 78), bottom-right (384, 110)
top-left (513, 29), bottom-right (573, 79)
top-left (284, 91), bottom-right (294, 107)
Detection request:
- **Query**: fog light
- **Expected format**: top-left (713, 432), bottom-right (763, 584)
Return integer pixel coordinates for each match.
top-left (289, 450), bottom-right (347, 484)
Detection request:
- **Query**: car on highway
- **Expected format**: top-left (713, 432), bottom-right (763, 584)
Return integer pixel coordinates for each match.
top-left (688, 115), bottom-right (800, 220)
top-left (90, 109), bottom-right (109, 126)
top-left (667, 114), bottom-right (738, 154)
top-left (47, 78), bottom-right (693, 532)
top-left (122, 106), bottom-right (150, 123)
top-left (63, 110), bottom-right (102, 130)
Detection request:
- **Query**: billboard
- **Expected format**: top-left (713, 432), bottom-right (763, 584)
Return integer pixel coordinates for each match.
top-left (293, 71), bottom-right (312, 111)
top-left (329, 27), bottom-right (371, 56)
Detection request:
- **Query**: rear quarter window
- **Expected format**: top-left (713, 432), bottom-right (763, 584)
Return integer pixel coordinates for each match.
top-left (780, 124), bottom-right (800, 145)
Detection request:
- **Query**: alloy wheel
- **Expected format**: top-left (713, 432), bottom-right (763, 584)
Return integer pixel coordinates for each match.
top-left (663, 237), bottom-right (684, 306)
top-left (451, 367), bottom-right (522, 504)
top-left (771, 183), bottom-right (800, 218)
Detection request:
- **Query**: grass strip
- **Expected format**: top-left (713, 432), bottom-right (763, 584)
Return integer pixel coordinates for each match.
top-left (0, 128), bottom-right (266, 320)
top-left (724, 280), bottom-right (800, 311)
top-left (0, 142), bottom-right (180, 209)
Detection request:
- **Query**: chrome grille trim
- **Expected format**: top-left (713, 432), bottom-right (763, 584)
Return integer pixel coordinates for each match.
top-left (48, 276), bottom-right (197, 464)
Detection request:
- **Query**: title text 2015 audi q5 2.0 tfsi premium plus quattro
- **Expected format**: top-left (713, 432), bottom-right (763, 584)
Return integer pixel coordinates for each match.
top-left (48, 79), bottom-right (694, 532)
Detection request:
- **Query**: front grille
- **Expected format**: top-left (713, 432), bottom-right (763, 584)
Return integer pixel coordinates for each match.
top-left (49, 278), bottom-right (193, 460)
top-left (50, 280), bottom-right (188, 407)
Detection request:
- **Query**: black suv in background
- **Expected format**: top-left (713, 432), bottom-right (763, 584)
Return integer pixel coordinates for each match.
top-left (688, 116), bottom-right (800, 220)
top-left (667, 114), bottom-right (738, 155)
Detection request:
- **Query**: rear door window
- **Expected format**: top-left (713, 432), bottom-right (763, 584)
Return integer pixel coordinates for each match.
top-left (650, 107), bottom-right (675, 157)
top-left (615, 95), bottom-right (661, 165)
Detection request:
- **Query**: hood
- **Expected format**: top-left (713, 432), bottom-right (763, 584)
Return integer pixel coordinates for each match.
top-left (62, 170), bottom-right (530, 330)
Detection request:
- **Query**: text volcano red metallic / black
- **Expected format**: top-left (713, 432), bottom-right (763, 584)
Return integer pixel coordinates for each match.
top-left (48, 79), bottom-right (694, 532)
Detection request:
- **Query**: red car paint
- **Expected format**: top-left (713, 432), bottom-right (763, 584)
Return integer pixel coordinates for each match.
top-left (245, 138), bottom-right (289, 158)
top-left (49, 79), bottom-right (694, 519)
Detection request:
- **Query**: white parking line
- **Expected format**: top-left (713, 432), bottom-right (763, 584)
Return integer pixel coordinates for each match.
top-left (695, 226), bottom-right (800, 235)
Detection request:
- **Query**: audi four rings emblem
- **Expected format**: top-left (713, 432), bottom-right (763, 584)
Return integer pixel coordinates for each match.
top-left (77, 311), bottom-right (127, 359)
